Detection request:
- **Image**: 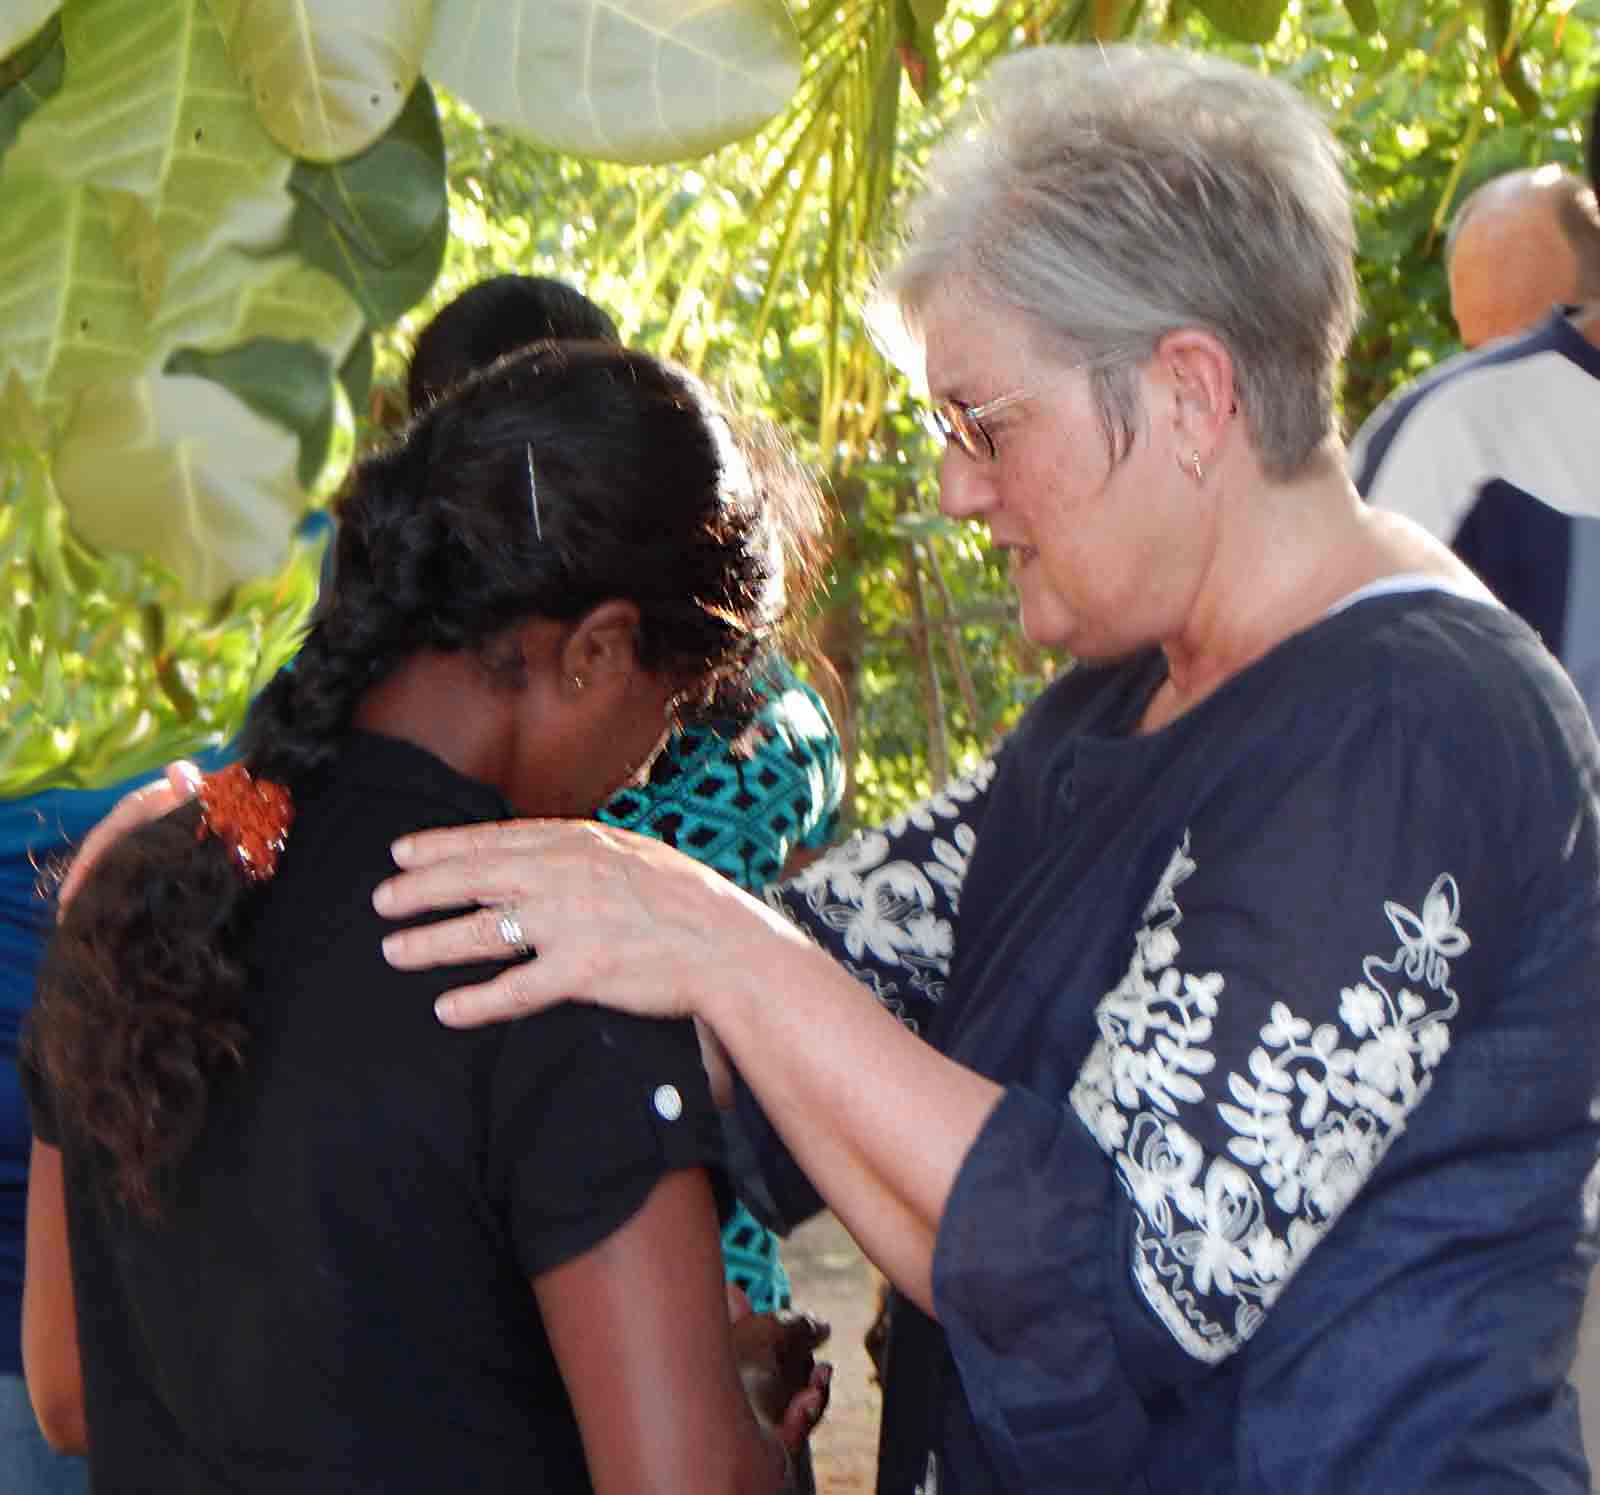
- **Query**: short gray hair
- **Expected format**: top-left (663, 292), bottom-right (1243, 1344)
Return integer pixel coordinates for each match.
top-left (878, 45), bottom-right (1359, 478)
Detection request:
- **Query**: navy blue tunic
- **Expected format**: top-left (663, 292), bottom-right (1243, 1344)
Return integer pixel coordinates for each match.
top-left (759, 589), bottom-right (1600, 1492)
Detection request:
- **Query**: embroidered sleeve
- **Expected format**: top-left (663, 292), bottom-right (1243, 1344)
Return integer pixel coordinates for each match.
top-left (1068, 833), bottom-right (1469, 1363)
top-left (730, 759), bottom-right (998, 1233)
top-left (764, 757), bottom-right (997, 1035)
top-left (932, 706), bottom-right (1511, 1481)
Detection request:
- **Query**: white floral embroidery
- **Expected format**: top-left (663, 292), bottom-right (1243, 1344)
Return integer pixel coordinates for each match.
top-left (767, 760), bottom-right (995, 1015)
top-left (1071, 835), bottom-right (1465, 1364)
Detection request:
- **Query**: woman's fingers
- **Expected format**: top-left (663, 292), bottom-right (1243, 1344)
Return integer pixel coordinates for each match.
top-left (388, 816), bottom-right (584, 868)
top-left (430, 957), bottom-right (583, 1028)
top-left (375, 845), bottom-right (583, 925)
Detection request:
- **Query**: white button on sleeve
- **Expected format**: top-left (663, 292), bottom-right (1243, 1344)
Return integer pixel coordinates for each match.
top-left (652, 1084), bottom-right (683, 1122)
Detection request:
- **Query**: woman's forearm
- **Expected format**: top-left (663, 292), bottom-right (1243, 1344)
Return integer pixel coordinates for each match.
top-left (705, 938), bottom-right (1004, 1314)
top-left (22, 1141), bottom-right (88, 1454)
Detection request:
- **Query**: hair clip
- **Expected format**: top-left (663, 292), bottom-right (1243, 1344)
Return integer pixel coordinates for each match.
top-left (195, 763), bottom-right (294, 883)
top-left (526, 442), bottom-right (542, 541)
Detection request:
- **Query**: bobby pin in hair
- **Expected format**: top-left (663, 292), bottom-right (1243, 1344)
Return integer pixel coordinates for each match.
top-left (526, 443), bottom-right (543, 541)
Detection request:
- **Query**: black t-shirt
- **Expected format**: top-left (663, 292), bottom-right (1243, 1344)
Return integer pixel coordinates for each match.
top-left (27, 733), bottom-right (727, 1493)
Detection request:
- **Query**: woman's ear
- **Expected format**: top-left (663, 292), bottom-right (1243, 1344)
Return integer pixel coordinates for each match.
top-left (560, 600), bottom-right (644, 695)
top-left (1154, 328), bottom-right (1238, 455)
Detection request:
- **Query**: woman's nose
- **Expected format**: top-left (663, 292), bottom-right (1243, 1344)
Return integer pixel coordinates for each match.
top-left (937, 445), bottom-right (994, 520)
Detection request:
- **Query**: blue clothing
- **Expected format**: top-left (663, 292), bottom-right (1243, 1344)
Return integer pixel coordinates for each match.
top-left (0, 1375), bottom-right (85, 1495)
top-left (0, 780), bottom-right (153, 1380)
top-left (599, 660), bottom-right (843, 1313)
top-left (3, 755), bottom-right (232, 1388)
top-left (760, 590), bottom-right (1600, 1492)
top-left (1351, 308), bottom-right (1600, 718)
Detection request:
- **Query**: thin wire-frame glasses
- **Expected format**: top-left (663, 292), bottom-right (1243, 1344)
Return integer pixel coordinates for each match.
top-left (923, 390), bottom-right (1030, 462)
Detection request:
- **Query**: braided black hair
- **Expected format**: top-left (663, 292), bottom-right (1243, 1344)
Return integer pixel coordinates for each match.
top-left (34, 341), bottom-right (824, 1217)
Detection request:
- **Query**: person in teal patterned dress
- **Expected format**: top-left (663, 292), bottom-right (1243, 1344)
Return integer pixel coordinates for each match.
top-left (598, 654), bottom-right (845, 1313)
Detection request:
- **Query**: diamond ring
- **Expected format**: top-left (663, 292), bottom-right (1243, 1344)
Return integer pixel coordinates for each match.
top-left (495, 910), bottom-right (529, 956)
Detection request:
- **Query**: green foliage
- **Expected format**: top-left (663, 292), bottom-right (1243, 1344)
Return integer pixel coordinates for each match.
top-left (397, 0), bottom-right (1597, 826)
top-left (0, 0), bottom-right (808, 795)
top-left (424, 0), bottom-right (802, 163)
top-left (4, 0), bottom-right (1597, 817)
top-left (209, 0), bottom-right (432, 163)
top-left (0, 389), bottom-right (324, 793)
top-left (289, 80), bottom-right (450, 325)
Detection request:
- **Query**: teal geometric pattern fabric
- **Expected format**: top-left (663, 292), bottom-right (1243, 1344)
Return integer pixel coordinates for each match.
top-left (599, 661), bottom-right (843, 891)
top-left (597, 657), bottom-right (844, 1311)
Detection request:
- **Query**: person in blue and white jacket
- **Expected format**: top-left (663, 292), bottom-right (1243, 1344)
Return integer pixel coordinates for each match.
top-left (379, 48), bottom-right (1600, 1494)
top-left (1350, 131), bottom-right (1600, 721)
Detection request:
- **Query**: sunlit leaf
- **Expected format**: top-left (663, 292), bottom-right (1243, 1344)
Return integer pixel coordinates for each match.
top-left (0, 176), bottom-right (152, 412)
top-left (166, 337), bottom-right (336, 487)
top-left (0, 0), bottom-right (301, 404)
top-left (227, 257), bottom-right (365, 360)
top-left (1345, 0), bottom-right (1380, 35)
top-left (53, 374), bottom-right (302, 601)
top-left (289, 79), bottom-right (445, 263)
top-left (0, 13), bottom-right (63, 155)
top-left (6, 0), bottom-right (294, 255)
top-left (288, 79), bottom-right (447, 324)
top-left (1194, 0), bottom-right (1287, 42)
top-left (424, 0), bottom-right (802, 164)
top-left (293, 185), bottom-right (448, 325)
top-left (0, 0), bottom-right (59, 63)
top-left (209, 0), bottom-right (433, 163)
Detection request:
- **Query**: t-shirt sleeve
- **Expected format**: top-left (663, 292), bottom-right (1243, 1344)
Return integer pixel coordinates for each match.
top-left (932, 694), bottom-right (1524, 1485)
top-left (484, 1004), bottom-right (727, 1281)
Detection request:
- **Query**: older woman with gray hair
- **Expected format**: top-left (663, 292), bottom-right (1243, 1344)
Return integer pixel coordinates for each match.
top-left (141, 44), bottom-right (1600, 1493)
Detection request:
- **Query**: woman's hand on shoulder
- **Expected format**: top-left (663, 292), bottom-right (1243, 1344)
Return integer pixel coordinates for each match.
top-left (375, 819), bottom-right (811, 1030)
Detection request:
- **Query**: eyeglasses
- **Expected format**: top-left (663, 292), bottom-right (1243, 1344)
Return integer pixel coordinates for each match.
top-left (922, 390), bottom-right (1030, 462)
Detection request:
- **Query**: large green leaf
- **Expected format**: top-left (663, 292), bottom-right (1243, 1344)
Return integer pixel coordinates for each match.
top-left (166, 337), bottom-right (336, 487)
top-left (293, 195), bottom-right (448, 324)
top-left (208, 0), bottom-right (433, 163)
top-left (0, 14), bottom-right (63, 155)
top-left (6, 0), bottom-right (293, 249)
top-left (228, 257), bottom-right (364, 357)
top-left (0, 177), bottom-right (152, 410)
top-left (1, 0), bottom-right (300, 407)
top-left (289, 79), bottom-right (445, 263)
top-left (0, 1), bottom-right (60, 63)
top-left (53, 373), bottom-right (302, 601)
top-left (1194, 0), bottom-right (1287, 42)
top-left (424, 0), bottom-right (802, 164)
top-left (289, 81), bottom-right (448, 324)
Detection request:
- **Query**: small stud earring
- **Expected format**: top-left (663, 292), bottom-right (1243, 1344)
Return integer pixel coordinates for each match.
top-left (571, 674), bottom-right (586, 692)
top-left (1190, 451), bottom-right (1204, 484)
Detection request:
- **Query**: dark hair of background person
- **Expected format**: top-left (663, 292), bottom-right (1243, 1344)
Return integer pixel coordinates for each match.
top-left (31, 341), bottom-right (825, 1220)
top-left (406, 275), bottom-right (620, 413)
